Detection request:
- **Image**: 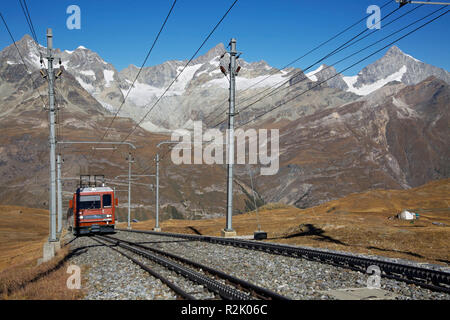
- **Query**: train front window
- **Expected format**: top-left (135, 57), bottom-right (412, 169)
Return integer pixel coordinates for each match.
top-left (103, 194), bottom-right (112, 208)
top-left (79, 195), bottom-right (101, 209)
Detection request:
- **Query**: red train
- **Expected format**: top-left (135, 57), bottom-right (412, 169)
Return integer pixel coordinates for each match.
top-left (68, 175), bottom-right (118, 235)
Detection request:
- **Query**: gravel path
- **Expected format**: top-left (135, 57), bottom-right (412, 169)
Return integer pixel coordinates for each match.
top-left (63, 231), bottom-right (450, 300)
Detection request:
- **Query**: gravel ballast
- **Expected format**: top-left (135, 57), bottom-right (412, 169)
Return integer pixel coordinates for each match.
top-left (64, 230), bottom-right (450, 300)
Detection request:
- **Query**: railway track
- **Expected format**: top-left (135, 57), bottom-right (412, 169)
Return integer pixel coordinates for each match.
top-left (92, 234), bottom-right (290, 300)
top-left (116, 228), bottom-right (450, 294)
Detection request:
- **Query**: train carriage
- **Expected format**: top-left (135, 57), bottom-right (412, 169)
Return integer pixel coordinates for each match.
top-left (67, 175), bottom-right (118, 235)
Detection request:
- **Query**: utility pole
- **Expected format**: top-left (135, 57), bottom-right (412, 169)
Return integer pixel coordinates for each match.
top-left (154, 153), bottom-right (161, 232)
top-left (223, 38), bottom-right (238, 237)
top-left (47, 28), bottom-right (57, 243)
top-left (57, 154), bottom-right (62, 235)
top-left (39, 28), bottom-right (58, 264)
top-left (127, 153), bottom-right (134, 229)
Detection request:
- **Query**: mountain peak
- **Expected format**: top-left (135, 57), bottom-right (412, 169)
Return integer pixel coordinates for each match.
top-left (15, 34), bottom-right (37, 49)
top-left (209, 42), bottom-right (225, 54)
top-left (386, 45), bottom-right (421, 62)
top-left (194, 43), bottom-right (226, 64)
top-left (387, 45), bottom-right (403, 55)
top-left (20, 34), bottom-right (34, 42)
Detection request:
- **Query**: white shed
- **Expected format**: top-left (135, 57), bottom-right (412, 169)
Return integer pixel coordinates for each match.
top-left (398, 210), bottom-right (416, 220)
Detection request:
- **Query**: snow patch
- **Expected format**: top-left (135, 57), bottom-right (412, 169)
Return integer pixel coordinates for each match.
top-left (203, 70), bottom-right (288, 91)
top-left (75, 76), bottom-right (95, 93)
top-left (27, 50), bottom-right (41, 68)
top-left (103, 70), bottom-right (115, 87)
top-left (344, 66), bottom-right (407, 96)
top-left (98, 100), bottom-right (115, 112)
top-left (121, 81), bottom-right (165, 106)
top-left (342, 75), bottom-right (358, 88)
top-left (305, 65), bottom-right (324, 82)
top-left (79, 70), bottom-right (96, 78)
top-left (209, 56), bottom-right (220, 68)
top-left (404, 53), bottom-right (421, 63)
top-left (172, 64), bottom-right (203, 93)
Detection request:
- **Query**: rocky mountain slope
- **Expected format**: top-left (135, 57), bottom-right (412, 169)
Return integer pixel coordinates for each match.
top-left (245, 76), bottom-right (449, 208)
top-left (0, 34), bottom-right (449, 221)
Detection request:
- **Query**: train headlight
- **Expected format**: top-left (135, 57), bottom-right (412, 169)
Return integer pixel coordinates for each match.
top-left (79, 216), bottom-right (84, 220)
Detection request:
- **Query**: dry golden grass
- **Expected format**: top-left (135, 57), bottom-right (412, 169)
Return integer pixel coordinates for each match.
top-left (121, 179), bottom-right (450, 266)
top-left (0, 206), bottom-right (85, 299)
top-left (0, 205), bottom-right (49, 271)
top-left (0, 246), bottom-right (85, 300)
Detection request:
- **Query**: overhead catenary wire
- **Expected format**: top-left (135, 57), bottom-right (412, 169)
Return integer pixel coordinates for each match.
top-left (207, 2), bottom-right (415, 129)
top-left (86, 0), bottom-right (179, 168)
top-left (0, 11), bottom-right (47, 110)
top-left (18, 0), bottom-right (38, 43)
top-left (18, 0), bottom-right (66, 159)
top-left (149, 4), bottom-right (448, 177)
top-left (202, 0), bottom-right (397, 127)
top-left (213, 3), bottom-right (441, 129)
top-left (111, 0), bottom-right (403, 176)
top-left (98, 0), bottom-right (178, 144)
top-left (126, 0), bottom-right (241, 176)
top-left (235, 8), bottom-right (450, 129)
top-left (120, 0), bottom-right (239, 144)
top-left (135, 0), bottom-right (405, 175)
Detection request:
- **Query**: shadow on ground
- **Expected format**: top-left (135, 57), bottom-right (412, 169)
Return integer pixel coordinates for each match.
top-left (269, 223), bottom-right (348, 246)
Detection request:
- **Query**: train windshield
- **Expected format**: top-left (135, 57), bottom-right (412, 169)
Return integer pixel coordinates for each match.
top-left (79, 195), bottom-right (101, 209)
top-left (103, 194), bottom-right (112, 207)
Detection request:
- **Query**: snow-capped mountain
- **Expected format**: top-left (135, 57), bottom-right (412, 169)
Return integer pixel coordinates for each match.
top-left (2, 35), bottom-right (450, 134)
top-left (115, 43), bottom-right (304, 131)
top-left (0, 34), bottom-right (124, 114)
top-left (58, 46), bottom-right (123, 112)
top-left (307, 46), bottom-right (450, 96)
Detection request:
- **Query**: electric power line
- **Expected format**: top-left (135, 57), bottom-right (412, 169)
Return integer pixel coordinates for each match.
top-left (98, 0), bottom-right (178, 144)
top-left (18, 0), bottom-right (38, 43)
top-left (0, 11), bottom-right (47, 109)
top-left (87, 0), bottom-right (179, 169)
top-left (136, 0), bottom-right (406, 175)
top-left (235, 9), bottom-right (449, 129)
top-left (149, 5), bottom-right (449, 177)
top-left (212, 3), bottom-right (438, 129)
top-left (119, 0), bottom-right (240, 144)
top-left (208, 3), bottom-right (428, 129)
top-left (202, 0), bottom-right (396, 127)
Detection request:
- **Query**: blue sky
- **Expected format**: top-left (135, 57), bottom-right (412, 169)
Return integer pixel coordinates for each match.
top-left (1, 0), bottom-right (449, 75)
